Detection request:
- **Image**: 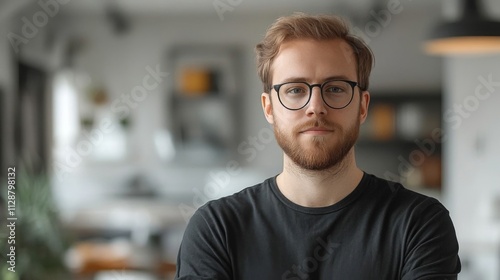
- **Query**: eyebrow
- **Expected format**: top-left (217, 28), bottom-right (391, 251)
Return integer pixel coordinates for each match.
top-left (279, 75), bottom-right (354, 83)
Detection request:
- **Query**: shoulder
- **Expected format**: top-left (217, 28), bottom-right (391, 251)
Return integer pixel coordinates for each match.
top-left (367, 174), bottom-right (457, 239)
top-left (367, 174), bottom-right (446, 212)
top-left (362, 174), bottom-right (453, 236)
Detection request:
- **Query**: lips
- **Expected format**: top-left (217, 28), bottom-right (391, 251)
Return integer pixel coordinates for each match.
top-left (301, 127), bottom-right (332, 133)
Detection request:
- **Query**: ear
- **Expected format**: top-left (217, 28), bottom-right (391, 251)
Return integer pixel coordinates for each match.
top-left (261, 92), bottom-right (274, 124)
top-left (359, 91), bottom-right (370, 124)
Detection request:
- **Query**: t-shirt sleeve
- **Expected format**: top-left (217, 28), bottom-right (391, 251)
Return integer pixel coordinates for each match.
top-left (401, 200), bottom-right (461, 280)
top-left (175, 205), bottom-right (232, 280)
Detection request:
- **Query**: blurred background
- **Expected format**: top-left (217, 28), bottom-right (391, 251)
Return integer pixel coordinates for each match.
top-left (0, 0), bottom-right (499, 279)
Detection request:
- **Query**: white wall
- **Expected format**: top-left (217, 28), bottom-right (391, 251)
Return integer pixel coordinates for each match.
top-left (444, 55), bottom-right (500, 279)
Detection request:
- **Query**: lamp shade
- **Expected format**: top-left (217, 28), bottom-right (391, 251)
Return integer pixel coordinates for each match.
top-left (425, 0), bottom-right (500, 55)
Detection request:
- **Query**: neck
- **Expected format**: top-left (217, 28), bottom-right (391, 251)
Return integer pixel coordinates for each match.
top-left (276, 149), bottom-right (364, 208)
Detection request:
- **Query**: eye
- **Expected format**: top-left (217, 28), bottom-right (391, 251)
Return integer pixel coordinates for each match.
top-left (287, 87), bottom-right (306, 94)
top-left (282, 83), bottom-right (308, 95)
top-left (324, 86), bottom-right (345, 93)
top-left (323, 81), bottom-right (350, 95)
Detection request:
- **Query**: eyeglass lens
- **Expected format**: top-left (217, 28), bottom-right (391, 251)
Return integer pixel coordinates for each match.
top-left (278, 80), bottom-right (353, 110)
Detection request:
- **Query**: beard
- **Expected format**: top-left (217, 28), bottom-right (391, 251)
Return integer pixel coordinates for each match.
top-left (273, 110), bottom-right (360, 171)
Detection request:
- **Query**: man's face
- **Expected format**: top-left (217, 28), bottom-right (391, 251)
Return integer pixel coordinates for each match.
top-left (261, 39), bottom-right (370, 171)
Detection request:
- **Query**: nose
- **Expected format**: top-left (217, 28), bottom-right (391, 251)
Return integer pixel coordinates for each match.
top-left (305, 85), bottom-right (327, 115)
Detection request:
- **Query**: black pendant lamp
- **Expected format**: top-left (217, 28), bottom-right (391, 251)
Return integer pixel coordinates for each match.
top-left (425, 0), bottom-right (500, 55)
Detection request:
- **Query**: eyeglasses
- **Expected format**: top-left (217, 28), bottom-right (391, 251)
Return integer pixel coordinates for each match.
top-left (272, 80), bottom-right (358, 110)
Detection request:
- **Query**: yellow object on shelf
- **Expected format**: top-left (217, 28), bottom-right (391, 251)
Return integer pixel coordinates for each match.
top-left (179, 67), bottom-right (212, 96)
top-left (371, 103), bottom-right (396, 140)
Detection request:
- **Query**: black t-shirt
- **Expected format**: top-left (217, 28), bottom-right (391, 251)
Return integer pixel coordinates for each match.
top-left (175, 173), bottom-right (461, 280)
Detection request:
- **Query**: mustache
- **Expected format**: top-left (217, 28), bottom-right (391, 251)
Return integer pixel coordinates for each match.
top-left (295, 118), bottom-right (339, 132)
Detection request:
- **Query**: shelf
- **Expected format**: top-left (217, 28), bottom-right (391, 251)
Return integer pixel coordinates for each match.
top-left (357, 91), bottom-right (443, 194)
top-left (166, 44), bottom-right (243, 163)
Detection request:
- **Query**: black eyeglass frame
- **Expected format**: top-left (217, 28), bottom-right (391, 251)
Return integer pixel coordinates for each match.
top-left (272, 79), bottom-right (359, 110)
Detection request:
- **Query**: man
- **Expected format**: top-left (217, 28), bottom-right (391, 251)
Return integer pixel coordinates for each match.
top-left (175, 13), bottom-right (461, 279)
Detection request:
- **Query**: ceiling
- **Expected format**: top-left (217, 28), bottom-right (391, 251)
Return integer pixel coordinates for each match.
top-left (2, 0), bottom-right (500, 20)
top-left (0, 0), bottom-right (451, 18)
top-left (60, 0), bottom-right (379, 16)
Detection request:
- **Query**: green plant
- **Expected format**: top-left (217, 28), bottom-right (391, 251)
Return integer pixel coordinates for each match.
top-left (0, 164), bottom-right (72, 280)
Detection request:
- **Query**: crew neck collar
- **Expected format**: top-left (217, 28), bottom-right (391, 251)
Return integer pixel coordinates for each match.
top-left (269, 172), bottom-right (371, 215)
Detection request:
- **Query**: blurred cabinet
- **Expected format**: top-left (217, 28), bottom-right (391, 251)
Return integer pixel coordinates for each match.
top-left (358, 93), bottom-right (443, 193)
top-left (166, 45), bottom-right (243, 163)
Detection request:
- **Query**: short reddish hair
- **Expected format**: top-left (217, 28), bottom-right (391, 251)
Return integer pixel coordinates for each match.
top-left (255, 13), bottom-right (374, 93)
